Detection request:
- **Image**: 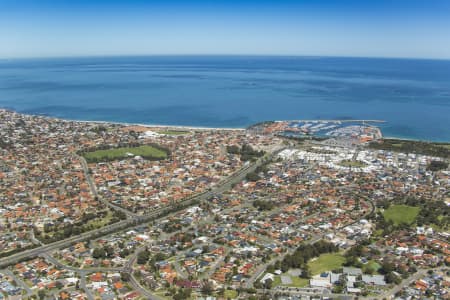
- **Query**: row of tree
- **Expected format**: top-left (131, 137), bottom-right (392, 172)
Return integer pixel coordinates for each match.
top-left (37, 209), bottom-right (126, 244)
top-left (427, 160), bottom-right (448, 171)
top-left (245, 160), bottom-right (271, 182)
top-left (92, 245), bottom-right (115, 259)
top-left (253, 199), bottom-right (275, 211)
top-left (265, 240), bottom-right (339, 277)
top-left (226, 144), bottom-right (265, 162)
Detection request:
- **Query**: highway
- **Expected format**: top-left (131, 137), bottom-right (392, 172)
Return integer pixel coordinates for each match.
top-left (0, 146), bottom-right (284, 270)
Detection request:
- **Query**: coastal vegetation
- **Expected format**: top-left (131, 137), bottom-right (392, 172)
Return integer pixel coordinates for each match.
top-left (247, 120), bottom-right (275, 130)
top-left (369, 139), bottom-right (450, 158)
top-left (90, 125), bottom-right (108, 134)
top-left (81, 143), bottom-right (169, 163)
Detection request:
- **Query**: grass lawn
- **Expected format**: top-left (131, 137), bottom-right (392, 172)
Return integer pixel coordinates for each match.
top-left (431, 216), bottom-right (449, 231)
top-left (272, 275), bottom-right (308, 288)
top-left (373, 229), bottom-right (384, 237)
top-left (85, 211), bottom-right (114, 228)
top-left (363, 260), bottom-right (381, 273)
top-left (83, 145), bottom-right (167, 162)
top-left (289, 276), bottom-right (309, 287)
top-left (41, 211), bottom-right (113, 242)
top-left (153, 291), bottom-right (172, 300)
top-left (383, 204), bottom-right (420, 225)
top-left (158, 130), bottom-right (189, 135)
top-left (308, 253), bottom-right (345, 275)
top-left (224, 290), bottom-right (238, 299)
top-left (272, 275), bottom-right (281, 286)
top-left (339, 160), bottom-right (367, 168)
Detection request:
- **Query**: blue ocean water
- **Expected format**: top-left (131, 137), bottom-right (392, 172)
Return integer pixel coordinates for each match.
top-left (0, 56), bottom-right (449, 141)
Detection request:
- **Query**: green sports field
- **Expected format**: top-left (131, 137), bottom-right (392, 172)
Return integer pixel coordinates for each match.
top-left (383, 204), bottom-right (420, 225)
top-left (158, 130), bottom-right (189, 135)
top-left (83, 145), bottom-right (168, 162)
top-left (308, 253), bottom-right (345, 275)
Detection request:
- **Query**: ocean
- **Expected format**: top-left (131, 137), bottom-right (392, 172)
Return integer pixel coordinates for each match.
top-left (0, 56), bottom-right (449, 141)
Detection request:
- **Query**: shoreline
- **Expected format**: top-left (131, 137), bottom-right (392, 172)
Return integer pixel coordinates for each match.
top-left (75, 119), bottom-right (246, 131)
top-left (1, 109), bottom-right (246, 131)
top-left (2, 109), bottom-right (449, 142)
top-left (382, 136), bottom-right (450, 144)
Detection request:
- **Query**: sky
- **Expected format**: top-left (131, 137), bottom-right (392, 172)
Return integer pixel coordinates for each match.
top-left (1, 0), bottom-right (450, 59)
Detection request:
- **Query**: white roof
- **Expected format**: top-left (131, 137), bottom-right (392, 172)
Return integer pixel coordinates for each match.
top-left (310, 279), bottom-right (331, 288)
top-left (260, 273), bottom-right (275, 283)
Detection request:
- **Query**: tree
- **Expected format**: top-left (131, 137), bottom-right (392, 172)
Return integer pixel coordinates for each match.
top-left (104, 245), bottom-right (114, 257)
top-left (120, 248), bottom-right (130, 258)
top-left (121, 272), bottom-right (130, 282)
top-left (38, 290), bottom-right (46, 300)
top-left (233, 266), bottom-right (238, 275)
top-left (201, 280), bottom-right (214, 295)
top-left (92, 247), bottom-right (106, 259)
top-left (226, 145), bottom-right (240, 155)
top-left (380, 261), bottom-right (395, 274)
top-left (43, 223), bottom-right (52, 233)
top-left (263, 278), bottom-right (273, 289)
top-left (55, 281), bottom-right (64, 289)
top-left (154, 252), bottom-right (166, 262)
top-left (266, 264), bottom-right (275, 274)
top-left (253, 200), bottom-right (274, 211)
top-left (427, 160), bottom-right (448, 171)
top-left (246, 172), bottom-right (261, 182)
top-left (385, 272), bottom-right (401, 284)
top-left (300, 265), bottom-right (311, 279)
top-left (137, 249), bottom-right (150, 265)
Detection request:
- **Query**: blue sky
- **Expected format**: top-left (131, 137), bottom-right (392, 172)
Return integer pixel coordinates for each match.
top-left (1, 0), bottom-right (450, 59)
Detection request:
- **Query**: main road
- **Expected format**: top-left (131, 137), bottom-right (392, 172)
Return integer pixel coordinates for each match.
top-left (0, 146), bottom-right (284, 269)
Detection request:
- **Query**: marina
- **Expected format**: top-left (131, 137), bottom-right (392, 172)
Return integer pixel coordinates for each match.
top-left (252, 120), bottom-right (384, 144)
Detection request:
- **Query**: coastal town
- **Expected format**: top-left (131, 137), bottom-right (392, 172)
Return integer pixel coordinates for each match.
top-left (0, 109), bottom-right (449, 300)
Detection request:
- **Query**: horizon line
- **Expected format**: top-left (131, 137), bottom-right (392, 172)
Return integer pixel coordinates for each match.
top-left (1, 53), bottom-right (450, 62)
